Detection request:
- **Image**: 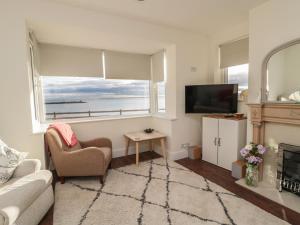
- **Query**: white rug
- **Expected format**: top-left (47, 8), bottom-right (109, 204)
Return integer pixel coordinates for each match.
top-left (54, 158), bottom-right (289, 225)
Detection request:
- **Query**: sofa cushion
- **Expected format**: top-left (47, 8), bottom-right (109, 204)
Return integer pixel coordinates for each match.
top-left (0, 140), bottom-right (28, 185)
top-left (0, 170), bottom-right (52, 225)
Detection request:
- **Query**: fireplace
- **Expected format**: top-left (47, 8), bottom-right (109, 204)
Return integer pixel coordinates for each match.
top-left (243, 103), bottom-right (300, 212)
top-left (277, 143), bottom-right (300, 195)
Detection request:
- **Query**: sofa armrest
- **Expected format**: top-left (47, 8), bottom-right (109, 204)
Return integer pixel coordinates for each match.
top-left (80, 138), bottom-right (112, 149)
top-left (0, 214), bottom-right (5, 225)
top-left (12, 159), bottom-right (41, 178)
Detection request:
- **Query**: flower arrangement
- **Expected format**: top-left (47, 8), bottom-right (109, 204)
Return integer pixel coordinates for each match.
top-left (240, 143), bottom-right (267, 186)
top-left (240, 143), bottom-right (267, 165)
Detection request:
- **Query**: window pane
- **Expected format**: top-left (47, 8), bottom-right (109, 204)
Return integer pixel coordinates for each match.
top-left (41, 76), bottom-right (150, 120)
top-left (157, 81), bottom-right (166, 113)
top-left (227, 64), bottom-right (248, 93)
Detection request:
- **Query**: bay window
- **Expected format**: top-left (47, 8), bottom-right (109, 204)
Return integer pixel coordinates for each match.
top-left (29, 38), bottom-right (166, 122)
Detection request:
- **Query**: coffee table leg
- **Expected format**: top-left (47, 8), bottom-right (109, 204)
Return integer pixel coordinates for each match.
top-left (160, 138), bottom-right (166, 159)
top-left (136, 142), bottom-right (140, 165)
top-left (149, 140), bottom-right (153, 151)
top-left (125, 138), bottom-right (130, 156)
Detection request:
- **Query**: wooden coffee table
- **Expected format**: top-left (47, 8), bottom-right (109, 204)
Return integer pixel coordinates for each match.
top-left (124, 131), bottom-right (167, 165)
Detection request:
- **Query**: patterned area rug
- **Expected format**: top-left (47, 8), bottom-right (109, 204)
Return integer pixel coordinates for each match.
top-left (54, 158), bottom-right (288, 225)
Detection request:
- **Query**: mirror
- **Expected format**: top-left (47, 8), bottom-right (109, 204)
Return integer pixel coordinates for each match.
top-left (266, 42), bottom-right (300, 103)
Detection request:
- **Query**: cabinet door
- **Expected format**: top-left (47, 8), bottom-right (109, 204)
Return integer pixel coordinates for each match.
top-left (218, 119), bottom-right (239, 170)
top-left (202, 117), bottom-right (218, 165)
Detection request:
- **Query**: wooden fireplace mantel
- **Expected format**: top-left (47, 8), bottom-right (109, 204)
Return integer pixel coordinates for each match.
top-left (248, 103), bottom-right (300, 144)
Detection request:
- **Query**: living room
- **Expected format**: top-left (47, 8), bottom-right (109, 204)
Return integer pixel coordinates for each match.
top-left (1, 0), bottom-right (300, 225)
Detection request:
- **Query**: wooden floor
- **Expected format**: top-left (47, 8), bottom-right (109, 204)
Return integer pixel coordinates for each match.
top-left (176, 158), bottom-right (300, 225)
top-left (39, 152), bottom-right (300, 225)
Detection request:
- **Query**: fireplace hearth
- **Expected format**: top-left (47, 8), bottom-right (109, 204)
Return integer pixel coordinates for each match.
top-left (277, 143), bottom-right (300, 196)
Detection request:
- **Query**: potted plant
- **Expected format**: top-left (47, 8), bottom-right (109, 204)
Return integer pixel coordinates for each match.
top-left (240, 143), bottom-right (267, 186)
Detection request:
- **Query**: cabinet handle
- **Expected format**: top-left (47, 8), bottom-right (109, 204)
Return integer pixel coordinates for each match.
top-left (218, 138), bottom-right (221, 147)
top-left (214, 137), bottom-right (217, 146)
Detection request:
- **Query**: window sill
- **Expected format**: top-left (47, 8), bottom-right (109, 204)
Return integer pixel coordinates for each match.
top-left (152, 113), bottom-right (177, 121)
top-left (32, 114), bottom-right (152, 134)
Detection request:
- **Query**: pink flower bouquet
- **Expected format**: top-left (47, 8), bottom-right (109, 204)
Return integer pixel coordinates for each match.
top-left (240, 143), bottom-right (267, 165)
top-left (241, 143), bottom-right (267, 186)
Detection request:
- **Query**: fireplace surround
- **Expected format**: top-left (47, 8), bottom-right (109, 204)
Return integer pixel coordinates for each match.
top-left (248, 103), bottom-right (300, 144)
top-left (234, 103), bottom-right (300, 212)
top-left (249, 103), bottom-right (300, 195)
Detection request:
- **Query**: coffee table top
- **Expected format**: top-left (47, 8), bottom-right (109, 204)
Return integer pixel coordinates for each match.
top-left (124, 131), bottom-right (166, 142)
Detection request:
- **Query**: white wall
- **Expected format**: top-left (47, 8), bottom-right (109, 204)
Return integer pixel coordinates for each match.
top-left (71, 117), bottom-right (155, 157)
top-left (209, 21), bottom-right (249, 115)
top-left (248, 0), bottom-right (300, 145)
top-left (0, 0), bottom-right (209, 166)
top-left (0, 2), bottom-right (46, 165)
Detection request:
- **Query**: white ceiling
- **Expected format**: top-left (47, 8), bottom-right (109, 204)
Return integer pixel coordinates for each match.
top-left (47, 0), bottom-right (268, 35)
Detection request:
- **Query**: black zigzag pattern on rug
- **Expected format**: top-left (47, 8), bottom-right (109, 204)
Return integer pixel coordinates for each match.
top-left (70, 158), bottom-right (238, 225)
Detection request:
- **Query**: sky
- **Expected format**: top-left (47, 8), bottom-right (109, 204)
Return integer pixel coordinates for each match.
top-left (42, 76), bottom-right (150, 102)
top-left (227, 64), bottom-right (248, 90)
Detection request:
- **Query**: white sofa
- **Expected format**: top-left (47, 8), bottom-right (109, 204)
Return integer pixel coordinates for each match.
top-left (0, 159), bottom-right (54, 225)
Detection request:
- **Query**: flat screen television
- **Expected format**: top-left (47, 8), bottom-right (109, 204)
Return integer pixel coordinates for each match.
top-left (185, 84), bottom-right (238, 113)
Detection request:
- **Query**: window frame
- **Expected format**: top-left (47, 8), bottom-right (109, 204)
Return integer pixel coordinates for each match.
top-left (224, 63), bottom-right (249, 100)
top-left (29, 43), bottom-right (167, 124)
top-left (155, 81), bottom-right (166, 113)
top-left (28, 41), bottom-right (46, 123)
top-left (152, 50), bottom-right (167, 115)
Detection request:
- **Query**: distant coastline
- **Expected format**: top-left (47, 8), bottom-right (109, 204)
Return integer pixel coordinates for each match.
top-left (45, 100), bottom-right (86, 105)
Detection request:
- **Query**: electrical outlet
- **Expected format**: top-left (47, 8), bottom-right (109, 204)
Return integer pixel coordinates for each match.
top-left (190, 66), bottom-right (197, 72)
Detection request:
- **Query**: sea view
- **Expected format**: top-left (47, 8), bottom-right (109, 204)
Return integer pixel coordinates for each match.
top-left (42, 76), bottom-right (164, 120)
top-left (45, 97), bottom-right (151, 119)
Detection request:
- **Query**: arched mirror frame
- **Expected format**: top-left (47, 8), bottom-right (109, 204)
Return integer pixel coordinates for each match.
top-left (261, 38), bottom-right (300, 103)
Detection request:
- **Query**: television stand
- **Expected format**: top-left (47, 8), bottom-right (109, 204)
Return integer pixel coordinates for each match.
top-left (223, 114), bottom-right (235, 118)
top-left (204, 114), bottom-right (246, 120)
top-left (202, 115), bottom-right (247, 170)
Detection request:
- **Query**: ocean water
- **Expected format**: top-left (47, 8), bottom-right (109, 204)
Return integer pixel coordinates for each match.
top-left (45, 97), bottom-right (165, 120)
top-left (41, 76), bottom-right (166, 120)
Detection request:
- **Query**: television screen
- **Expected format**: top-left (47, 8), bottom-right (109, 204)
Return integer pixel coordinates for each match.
top-left (185, 84), bottom-right (238, 113)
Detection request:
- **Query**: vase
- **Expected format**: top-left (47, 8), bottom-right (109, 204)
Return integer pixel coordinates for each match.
top-left (245, 163), bottom-right (259, 186)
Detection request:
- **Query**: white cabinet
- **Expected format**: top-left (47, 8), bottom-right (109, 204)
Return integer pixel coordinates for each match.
top-left (202, 117), bottom-right (219, 165)
top-left (202, 116), bottom-right (246, 171)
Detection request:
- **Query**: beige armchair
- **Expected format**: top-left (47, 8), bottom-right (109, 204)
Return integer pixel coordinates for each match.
top-left (45, 128), bottom-right (112, 184)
